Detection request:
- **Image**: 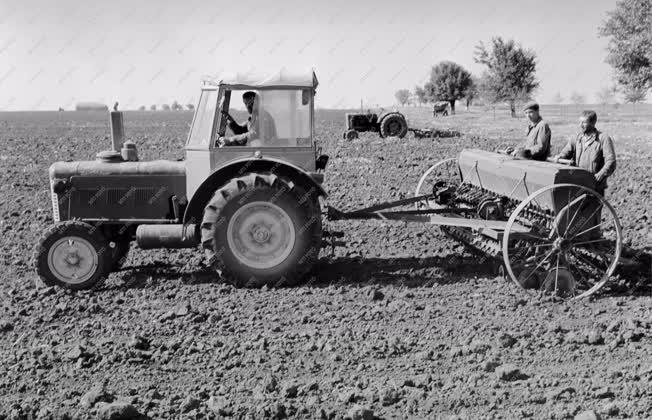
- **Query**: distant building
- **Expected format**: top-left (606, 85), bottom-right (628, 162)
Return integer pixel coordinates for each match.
top-left (75, 102), bottom-right (108, 111)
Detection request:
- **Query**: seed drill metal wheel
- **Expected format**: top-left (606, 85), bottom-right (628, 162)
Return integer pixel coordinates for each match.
top-left (34, 221), bottom-right (111, 290)
top-left (201, 173), bottom-right (322, 288)
top-left (502, 184), bottom-right (622, 299)
top-left (414, 158), bottom-right (461, 210)
top-left (379, 113), bottom-right (408, 139)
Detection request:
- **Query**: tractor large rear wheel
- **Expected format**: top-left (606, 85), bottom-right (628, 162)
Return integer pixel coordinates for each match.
top-left (201, 173), bottom-right (322, 288)
top-left (379, 113), bottom-right (408, 138)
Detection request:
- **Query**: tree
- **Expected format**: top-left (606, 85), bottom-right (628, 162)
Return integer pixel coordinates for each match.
top-left (623, 84), bottom-right (647, 103)
top-left (474, 37), bottom-right (539, 117)
top-left (150, 104), bottom-right (157, 111)
top-left (414, 85), bottom-right (427, 106)
top-left (186, 103), bottom-right (195, 111)
top-left (171, 100), bottom-right (183, 111)
top-left (552, 92), bottom-right (564, 104)
top-left (598, 0), bottom-right (651, 92)
top-left (595, 86), bottom-right (616, 105)
top-left (407, 92), bottom-right (416, 106)
top-left (395, 89), bottom-right (410, 106)
top-left (464, 76), bottom-right (478, 110)
top-left (423, 61), bottom-right (473, 114)
top-left (476, 75), bottom-right (504, 120)
top-left (138, 105), bottom-right (146, 111)
top-left (477, 74), bottom-right (500, 105)
top-left (161, 104), bottom-right (171, 111)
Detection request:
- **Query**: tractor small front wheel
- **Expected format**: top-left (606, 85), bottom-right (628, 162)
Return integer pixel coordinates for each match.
top-left (344, 129), bottom-right (359, 140)
top-left (34, 221), bottom-right (111, 290)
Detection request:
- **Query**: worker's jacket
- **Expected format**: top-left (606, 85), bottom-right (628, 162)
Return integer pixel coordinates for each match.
top-left (520, 118), bottom-right (551, 160)
top-left (229, 108), bottom-right (278, 146)
top-left (558, 129), bottom-right (616, 191)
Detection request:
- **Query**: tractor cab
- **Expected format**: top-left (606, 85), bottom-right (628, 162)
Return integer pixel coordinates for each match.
top-left (187, 73), bottom-right (316, 149)
top-left (216, 88), bottom-right (313, 148)
top-left (185, 70), bottom-right (320, 198)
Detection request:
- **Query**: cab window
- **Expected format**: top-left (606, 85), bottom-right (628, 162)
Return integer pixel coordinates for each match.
top-left (221, 89), bottom-right (312, 147)
top-left (187, 89), bottom-right (217, 146)
top-left (259, 90), bottom-right (311, 146)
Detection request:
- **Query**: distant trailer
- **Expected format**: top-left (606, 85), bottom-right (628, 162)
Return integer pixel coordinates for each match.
top-left (433, 101), bottom-right (450, 117)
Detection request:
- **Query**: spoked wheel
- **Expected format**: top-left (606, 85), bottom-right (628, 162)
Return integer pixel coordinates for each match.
top-left (502, 184), bottom-right (622, 299)
top-left (414, 158), bottom-right (460, 210)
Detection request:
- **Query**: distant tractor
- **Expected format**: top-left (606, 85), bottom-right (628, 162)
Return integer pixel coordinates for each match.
top-left (433, 101), bottom-right (450, 117)
top-left (37, 70), bottom-right (328, 290)
top-left (342, 110), bottom-right (408, 140)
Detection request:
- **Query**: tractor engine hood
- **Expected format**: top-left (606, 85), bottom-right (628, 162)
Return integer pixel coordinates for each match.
top-left (48, 159), bottom-right (187, 223)
top-left (49, 160), bottom-right (185, 179)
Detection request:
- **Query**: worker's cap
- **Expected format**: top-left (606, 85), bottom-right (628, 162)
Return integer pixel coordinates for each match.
top-left (522, 101), bottom-right (539, 112)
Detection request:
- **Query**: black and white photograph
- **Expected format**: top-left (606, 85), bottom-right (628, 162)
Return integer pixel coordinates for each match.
top-left (0, 0), bottom-right (650, 418)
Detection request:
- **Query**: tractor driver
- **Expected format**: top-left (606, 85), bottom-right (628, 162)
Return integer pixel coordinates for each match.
top-left (217, 91), bottom-right (278, 147)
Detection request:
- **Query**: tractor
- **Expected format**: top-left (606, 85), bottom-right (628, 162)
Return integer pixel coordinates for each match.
top-left (342, 110), bottom-right (408, 140)
top-left (36, 70), bottom-right (329, 290)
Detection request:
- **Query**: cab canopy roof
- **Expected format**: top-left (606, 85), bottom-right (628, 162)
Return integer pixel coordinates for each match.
top-left (202, 69), bottom-right (318, 90)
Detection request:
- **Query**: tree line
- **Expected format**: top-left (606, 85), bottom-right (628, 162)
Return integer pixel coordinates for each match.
top-left (137, 101), bottom-right (195, 111)
top-left (394, 0), bottom-right (650, 116)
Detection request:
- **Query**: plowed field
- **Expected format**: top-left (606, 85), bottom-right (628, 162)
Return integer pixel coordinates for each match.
top-left (0, 106), bottom-right (650, 419)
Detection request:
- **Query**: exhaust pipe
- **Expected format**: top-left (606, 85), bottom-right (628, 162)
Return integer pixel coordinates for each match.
top-left (136, 224), bottom-right (199, 249)
top-left (110, 108), bottom-right (125, 153)
top-left (109, 104), bottom-right (139, 161)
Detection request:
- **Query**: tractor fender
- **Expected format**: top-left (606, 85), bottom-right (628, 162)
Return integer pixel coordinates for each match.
top-left (377, 110), bottom-right (405, 122)
top-left (183, 157), bottom-right (327, 224)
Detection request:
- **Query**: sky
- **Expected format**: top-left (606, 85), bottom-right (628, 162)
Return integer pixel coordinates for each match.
top-left (0, 0), bottom-right (639, 110)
